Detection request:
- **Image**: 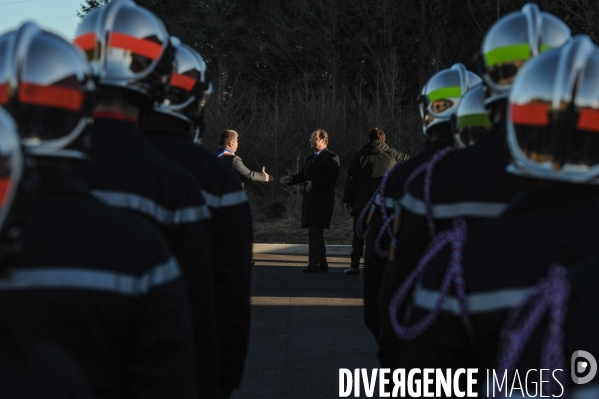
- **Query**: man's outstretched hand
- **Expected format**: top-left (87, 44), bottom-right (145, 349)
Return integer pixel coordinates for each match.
top-left (280, 173), bottom-right (292, 184)
top-left (262, 166), bottom-right (271, 182)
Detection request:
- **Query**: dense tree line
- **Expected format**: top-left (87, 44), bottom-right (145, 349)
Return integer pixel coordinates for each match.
top-left (79, 0), bottom-right (599, 206)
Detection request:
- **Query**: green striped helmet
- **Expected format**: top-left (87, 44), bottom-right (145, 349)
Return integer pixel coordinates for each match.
top-left (452, 85), bottom-right (492, 148)
top-left (477, 3), bottom-right (571, 107)
top-left (419, 63), bottom-right (482, 135)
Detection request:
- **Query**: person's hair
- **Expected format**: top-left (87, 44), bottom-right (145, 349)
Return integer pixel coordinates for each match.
top-left (219, 129), bottom-right (238, 146)
top-left (368, 127), bottom-right (385, 142)
top-left (315, 129), bottom-right (328, 145)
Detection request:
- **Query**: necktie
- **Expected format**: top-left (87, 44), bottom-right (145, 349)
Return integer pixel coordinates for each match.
top-left (311, 153), bottom-right (318, 164)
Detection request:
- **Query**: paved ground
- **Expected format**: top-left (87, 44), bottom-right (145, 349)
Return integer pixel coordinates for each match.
top-left (233, 253), bottom-right (381, 399)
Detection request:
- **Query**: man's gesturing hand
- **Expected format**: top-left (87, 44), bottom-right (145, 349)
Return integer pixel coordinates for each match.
top-left (280, 174), bottom-right (292, 184)
top-left (262, 166), bottom-right (271, 182)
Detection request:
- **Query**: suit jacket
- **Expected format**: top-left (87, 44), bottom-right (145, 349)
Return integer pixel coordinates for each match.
top-left (289, 148), bottom-right (340, 228)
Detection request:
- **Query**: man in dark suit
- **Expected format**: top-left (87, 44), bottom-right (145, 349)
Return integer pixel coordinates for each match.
top-left (280, 129), bottom-right (340, 273)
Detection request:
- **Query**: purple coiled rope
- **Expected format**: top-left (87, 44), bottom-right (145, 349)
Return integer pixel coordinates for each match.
top-left (356, 165), bottom-right (398, 239)
top-left (497, 265), bottom-right (570, 397)
top-left (360, 145), bottom-right (455, 258)
top-left (388, 217), bottom-right (470, 340)
top-left (403, 146), bottom-right (456, 237)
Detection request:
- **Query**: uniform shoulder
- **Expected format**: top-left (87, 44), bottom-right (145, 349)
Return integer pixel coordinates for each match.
top-left (88, 200), bottom-right (175, 271)
top-left (53, 196), bottom-right (173, 275)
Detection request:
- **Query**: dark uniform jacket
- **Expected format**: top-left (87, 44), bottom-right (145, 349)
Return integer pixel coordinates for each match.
top-left (289, 148), bottom-right (340, 228)
top-left (363, 138), bottom-right (454, 367)
top-left (0, 299), bottom-right (92, 398)
top-left (74, 116), bottom-right (217, 397)
top-left (0, 170), bottom-right (197, 399)
top-left (379, 123), bottom-right (522, 369)
top-left (399, 184), bottom-right (599, 394)
top-left (342, 139), bottom-right (406, 216)
top-left (144, 118), bottom-right (252, 394)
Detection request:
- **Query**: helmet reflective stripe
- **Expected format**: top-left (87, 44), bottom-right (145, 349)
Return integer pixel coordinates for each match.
top-left (510, 103), bottom-right (549, 126)
top-left (457, 114), bottom-right (491, 129)
top-left (74, 32), bottom-right (165, 62)
top-left (109, 32), bottom-right (162, 60)
top-left (0, 85), bottom-right (7, 103)
top-left (453, 85), bottom-right (491, 148)
top-left (578, 109), bottom-right (599, 132)
top-left (73, 32), bottom-right (95, 51)
top-left (428, 86), bottom-right (461, 102)
top-left (485, 43), bottom-right (554, 67)
top-left (512, 104), bottom-right (599, 134)
top-left (18, 82), bottom-right (84, 112)
top-left (170, 73), bottom-right (196, 91)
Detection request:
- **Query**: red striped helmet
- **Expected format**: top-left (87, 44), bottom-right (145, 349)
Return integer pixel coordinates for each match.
top-left (74, 0), bottom-right (174, 104)
top-left (507, 35), bottom-right (599, 182)
top-left (0, 22), bottom-right (96, 159)
top-left (154, 38), bottom-right (212, 140)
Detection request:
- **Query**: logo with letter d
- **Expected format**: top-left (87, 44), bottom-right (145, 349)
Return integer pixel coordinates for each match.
top-left (571, 350), bottom-right (597, 385)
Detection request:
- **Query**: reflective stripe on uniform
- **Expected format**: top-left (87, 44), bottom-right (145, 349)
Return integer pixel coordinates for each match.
top-left (202, 189), bottom-right (248, 209)
top-left (375, 194), bottom-right (395, 209)
top-left (412, 283), bottom-right (532, 314)
top-left (92, 190), bottom-right (211, 224)
top-left (0, 256), bottom-right (181, 296)
top-left (400, 192), bottom-right (508, 218)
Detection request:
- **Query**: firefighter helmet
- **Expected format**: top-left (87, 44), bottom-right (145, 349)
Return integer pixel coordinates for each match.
top-left (0, 22), bottom-right (96, 159)
top-left (154, 38), bottom-right (212, 140)
top-left (476, 3), bottom-right (571, 107)
top-left (451, 85), bottom-right (492, 148)
top-left (507, 35), bottom-right (599, 183)
top-left (74, 0), bottom-right (174, 104)
top-left (419, 63), bottom-right (482, 135)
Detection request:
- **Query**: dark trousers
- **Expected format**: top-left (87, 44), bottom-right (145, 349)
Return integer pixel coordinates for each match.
top-left (308, 226), bottom-right (327, 267)
top-left (350, 214), bottom-right (365, 268)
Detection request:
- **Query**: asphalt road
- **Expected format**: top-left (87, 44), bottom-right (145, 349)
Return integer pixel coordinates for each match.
top-left (233, 253), bottom-right (381, 399)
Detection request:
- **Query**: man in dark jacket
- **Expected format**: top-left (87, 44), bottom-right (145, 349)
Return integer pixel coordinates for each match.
top-left (215, 129), bottom-right (271, 188)
top-left (280, 129), bottom-right (340, 273)
top-left (342, 128), bottom-right (406, 275)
